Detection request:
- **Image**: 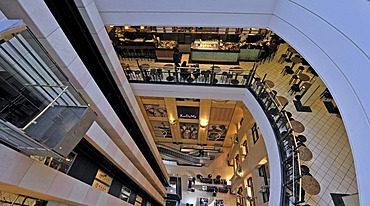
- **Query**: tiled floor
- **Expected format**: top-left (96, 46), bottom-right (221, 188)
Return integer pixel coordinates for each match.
top-left (166, 149), bottom-right (236, 206)
top-left (254, 43), bottom-right (357, 206)
top-left (123, 43), bottom-right (358, 206)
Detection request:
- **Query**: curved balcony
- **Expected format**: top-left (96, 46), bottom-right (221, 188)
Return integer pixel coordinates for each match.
top-left (125, 62), bottom-right (308, 205)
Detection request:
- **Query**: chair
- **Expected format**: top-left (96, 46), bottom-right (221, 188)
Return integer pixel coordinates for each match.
top-left (121, 48), bottom-right (129, 59)
top-left (143, 48), bottom-right (150, 58)
top-left (149, 49), bottom-right (156, 59)
top-left (124, 65), bottom-right (134, 79)
top-left (180, 68), bottom-right (189, 82)
top-left (278, 54), bottom-right (287, 63)
top-left (203, 70), bottom-right (210, 83)
top-left (226, 72), bottom-right (233, 84)
top-left (297, 135), bottom-right (307, 147)
top-left (150, 69), bottom-right (157, 81)
top-left (193, 69), bottom-right (200, 82)
top-left (156, 68), bottom-right (163, 81)
top-left (135, 49), bottom-right (142, 59)
top-left (288, 84), bottom-right (301, 95)
top-left (295, 66), bottom-right (305, 74)
top-left (128, 49), bottom-right (135, 59)
top-left (301, 165), bottom-right (310, 175)
top-left (134, 70), bottom-right (141, 80)
top-left (289, 74), bottom-right (299, 85)
top-left (242, 75), bottom-right (250, 85)
top-left (281, 66), bottom-right (294, 76)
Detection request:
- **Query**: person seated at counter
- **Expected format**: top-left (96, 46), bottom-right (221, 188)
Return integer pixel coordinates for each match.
top-left (181, 61), bottom-right (188, 67)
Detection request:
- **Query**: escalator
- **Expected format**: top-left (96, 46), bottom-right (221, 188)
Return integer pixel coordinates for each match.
top-left (157, 144), bottom-right (214, 167)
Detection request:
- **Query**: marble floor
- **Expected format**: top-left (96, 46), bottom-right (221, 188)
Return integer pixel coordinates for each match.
top-left (123, 43), bottom-right (358, 206)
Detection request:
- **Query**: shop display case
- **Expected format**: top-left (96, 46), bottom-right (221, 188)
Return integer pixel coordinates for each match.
top-left (191, 39), bottom-right (239, 63)
top-left (192, 40), bottom-right (219, 50)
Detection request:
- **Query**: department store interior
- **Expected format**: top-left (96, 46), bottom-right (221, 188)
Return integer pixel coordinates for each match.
top-left (0, 1), bottom-right (367, 206)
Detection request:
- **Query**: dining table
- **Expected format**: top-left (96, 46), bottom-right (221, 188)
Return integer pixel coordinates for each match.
top-left (291, 56), bottom-right (302, 70)
top-left (275, 95), bottom-right (288, 107)
top-left (297, 74), bottom-right (310, 86)
top-left (301, 175), bottom-right (321, 195)
top-left (287, 47), bottom-right (298, 59)
top-left (290, 120), bottom-right (305, 133)
top-left (298, 146), bottom-right (313, 161)
top-left (265, 80), bottom-right (275, 88)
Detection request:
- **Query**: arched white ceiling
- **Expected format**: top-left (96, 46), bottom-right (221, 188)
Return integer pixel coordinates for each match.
top-left (94, 0), bottom-right (370, 204)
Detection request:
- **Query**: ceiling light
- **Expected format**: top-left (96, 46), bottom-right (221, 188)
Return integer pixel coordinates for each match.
top-left (200, 120), bottom-right (208, 128)
top-left (258, 158), bottom-right (268, 166)
top-left (169, 119), bottom-right (177, 125)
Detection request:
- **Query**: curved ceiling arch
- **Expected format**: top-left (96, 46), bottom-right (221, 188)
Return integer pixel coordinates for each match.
top-left (94, 0), bottom-right (370, 203)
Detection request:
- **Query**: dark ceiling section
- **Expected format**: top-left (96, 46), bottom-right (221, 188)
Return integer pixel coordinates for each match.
top-left (43, 0), bottom-right (168, 186)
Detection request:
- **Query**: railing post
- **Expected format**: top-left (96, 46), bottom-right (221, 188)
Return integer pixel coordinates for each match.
top-left (175, 66), bottom-right (179, 84)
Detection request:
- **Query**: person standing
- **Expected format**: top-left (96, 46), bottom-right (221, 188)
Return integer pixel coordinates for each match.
top-left (173, 48), bottom-right (181, 67)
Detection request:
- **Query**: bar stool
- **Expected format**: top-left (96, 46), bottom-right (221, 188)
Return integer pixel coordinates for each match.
top-left (192, 69), bottom-right (200, 82)
top-left (221, 71), bottom-right (228, 83)
top-left (156, 68), bottom-right (163, 81)
top-left (180, 69), bottom-right (189, 82)
top-left (226, 72), bottom-right (233, 84)
top-left (231, 73), bottom-right (240, 85)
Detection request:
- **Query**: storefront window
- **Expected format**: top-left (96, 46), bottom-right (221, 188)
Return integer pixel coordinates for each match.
top-left (251, 123), bottom-right (259, 144)
top-left (31, 152), bottom-right (77, 174)
top-left (92, 169), bottom-right (112, 192)
top-left (242, 140), bottom-right (248, 156)
top-left (135, 195), bottom-right (142, 206)
top-left (120, 186), bottom-right (131, 201)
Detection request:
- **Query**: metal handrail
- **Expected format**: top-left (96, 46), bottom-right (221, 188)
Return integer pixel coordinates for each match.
top-left (126, 63), bottom-right (305, 205)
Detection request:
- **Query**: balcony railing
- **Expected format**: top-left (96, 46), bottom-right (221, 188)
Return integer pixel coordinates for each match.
top-left (125, 62), bottom-right (305, 205)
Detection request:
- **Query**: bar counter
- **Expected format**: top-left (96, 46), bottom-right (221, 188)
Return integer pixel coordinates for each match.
top-left (190, 48), bottom-right (240, 64)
